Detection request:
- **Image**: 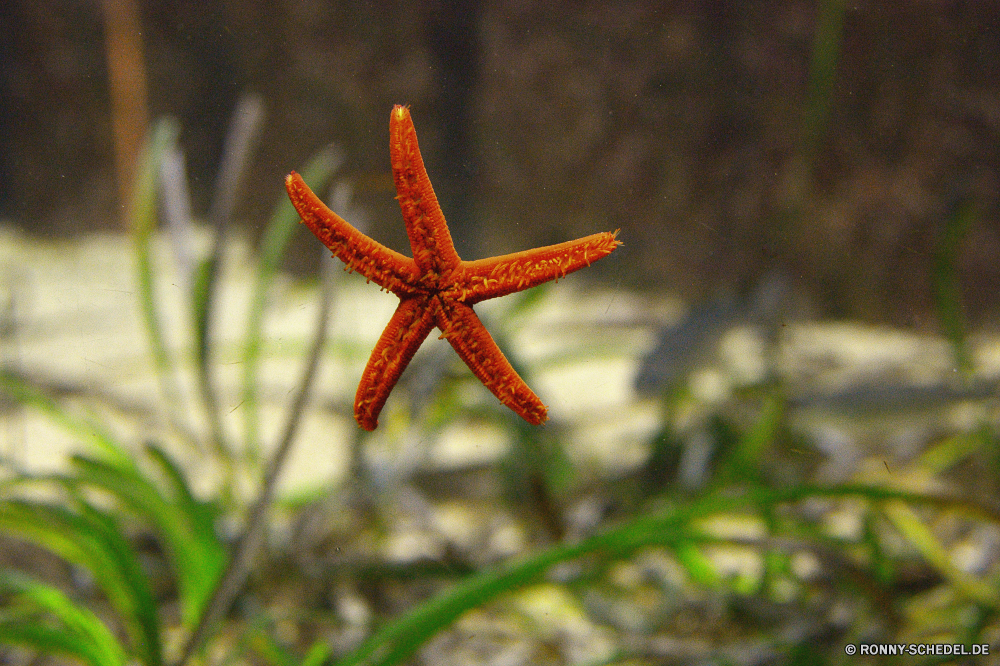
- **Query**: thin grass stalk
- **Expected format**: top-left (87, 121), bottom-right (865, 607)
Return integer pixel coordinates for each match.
top-left (190, 94), bottom-right (267, 460)
top-left (800, 0), bottom-right (845, 165)
top-left (129, 118), bottom-right (189, 440)
top-left (782, 0), bottom-right (846, 209)
top-left (933, 199), bottom-right (975, 378)
top-left (156, 146), bottom-right (209, 452)
top-left (208, 95), bottom-right (267, 230)
top-left (159, 147), bottom-right (196, 293)
top-left (175, 243), bottom-right (336, 666)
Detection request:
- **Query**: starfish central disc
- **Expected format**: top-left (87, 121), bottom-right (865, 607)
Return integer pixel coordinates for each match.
top-left (287, 105), bottom-right (621, 430)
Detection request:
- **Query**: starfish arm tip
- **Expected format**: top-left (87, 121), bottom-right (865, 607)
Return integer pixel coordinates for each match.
top-left (527, 407), bottom-right (549, 426)
top-left (351, 297), bottom-right (438, 432)
top-left (355, 412), bottom-right (378, 431)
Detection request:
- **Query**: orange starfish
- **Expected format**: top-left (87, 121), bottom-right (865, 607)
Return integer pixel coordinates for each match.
top-left (286, 105), bottom-right (620, 430)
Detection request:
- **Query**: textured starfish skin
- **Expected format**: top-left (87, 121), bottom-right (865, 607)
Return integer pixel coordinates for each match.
top-left (286, 105), bottom-right (620, 430)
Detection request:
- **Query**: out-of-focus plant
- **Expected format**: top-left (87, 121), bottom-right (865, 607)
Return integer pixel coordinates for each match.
top-left (0, 94), bottom-right (340, 665)
top-left (0, 404), bottom-right (223, 666)
top-left (3, 6), bottom-right (1000, 660)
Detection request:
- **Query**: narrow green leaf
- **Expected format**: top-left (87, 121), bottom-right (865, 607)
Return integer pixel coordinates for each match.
top-left (129, 117), bottom-right (188, 430)
top-left (715, 393), bottom-right (784, 484)
top-left (933, 199), bottom-right (975, 377)
top-left (0, 370), bottom-right (221, 637)
top-left (883, 500), bottom-right (996, 605)
top-left (144, 443), bottom-right (220, 541)
top-left (69, 497), bottom-right (163, 665)
top-left (333, 484), bottom-right (994, 666)
top-left (69, 454), bottom-right (226, 629)
top-left (672, 541), bottom-right (720, 588)
top-left (0, 619), bottom-right (110, 666)
top-left (0, 500), bottom-right (161, 665)
top-left (190, 255), bottom-right (217, 370)
top-left (190, 252), bottom-right (229, 456)
top-left (800, 0), bottom-right (846, 160)
top-left (0, 370), bottom-right (129, 464)
top-left (241, 146), bottom-right (342, 452)
top-left (0, 571), bottom-right (128, 666)
top-left (300, 640), bottom-right (333, 666)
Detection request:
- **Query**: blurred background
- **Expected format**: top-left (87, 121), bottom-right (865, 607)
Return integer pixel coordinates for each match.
top-left (3, 1), bottom-right (999, 324)
top-left (3, 2), bottom-right (1000, 665)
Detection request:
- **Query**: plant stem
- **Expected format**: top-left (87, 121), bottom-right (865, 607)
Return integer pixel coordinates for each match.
top-left (175, 246), bottom-right (335, 666)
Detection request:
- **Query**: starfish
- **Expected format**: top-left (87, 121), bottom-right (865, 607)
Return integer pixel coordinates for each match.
top-left (286, 105), bottom-right (620, 430)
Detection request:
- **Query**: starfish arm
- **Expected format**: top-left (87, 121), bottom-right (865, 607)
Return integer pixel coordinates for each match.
top-left (389, 105), bottom-right (462, 275)
top-left (450, 230), bottom-right (621, 303)
top-left (286, 172), bottom-right (423, 295)
top-left (435, 300), bottom-right (548, 426)
top-left (354, 296), bottom-right (438, 431)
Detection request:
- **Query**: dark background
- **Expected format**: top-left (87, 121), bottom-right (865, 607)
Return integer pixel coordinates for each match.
top-left (2, 1), bottom-right (999, 327)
